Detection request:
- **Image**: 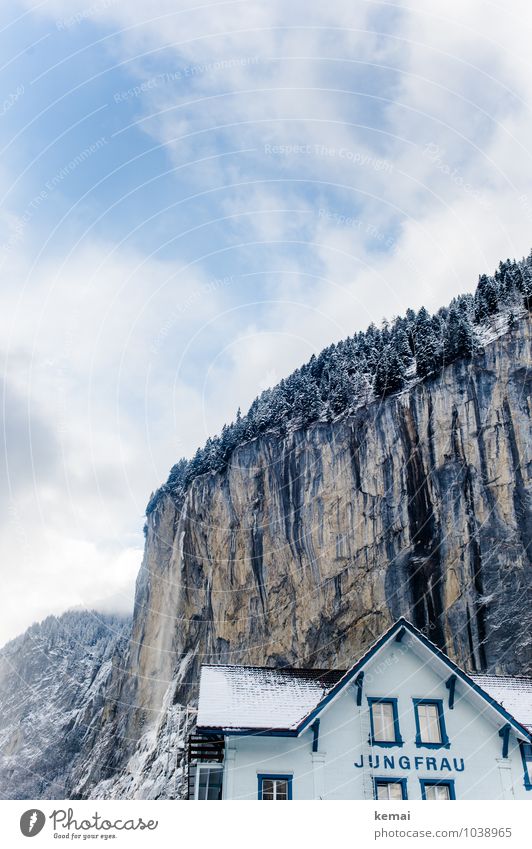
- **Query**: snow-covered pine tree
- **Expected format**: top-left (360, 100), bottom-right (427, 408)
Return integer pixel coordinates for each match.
top-left (393, 327), bottom-right (414, 367)
top-left (521, 265), bottom-right (532, 310)
top-left (374, 345), bottom-right (405, 397)
top-left (292, 372), bottom-right (322, 425)
top-left (475, 274), bottom-right (499, 321)
top-left (414, 307), bottom-right (440, 378)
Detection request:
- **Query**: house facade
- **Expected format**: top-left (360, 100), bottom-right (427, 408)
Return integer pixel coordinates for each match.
top-left (189, 619), bottom-right (532, 800)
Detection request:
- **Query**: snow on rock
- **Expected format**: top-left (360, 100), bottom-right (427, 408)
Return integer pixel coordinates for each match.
top-left (0, 610), bottom-right (130, 800)
top-left (87, 697), bottom-right (194, 800)
top-left (72, 649), bottom-right (198, 800)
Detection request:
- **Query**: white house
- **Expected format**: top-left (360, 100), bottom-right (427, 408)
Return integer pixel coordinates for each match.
top-left (189, 618), bottom-right (532, 800)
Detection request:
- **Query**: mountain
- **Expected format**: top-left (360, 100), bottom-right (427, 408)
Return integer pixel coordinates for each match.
top-left (147, 253), bottom-right (532, 510)
top-left (76, 312), bottom-right (531, 799)
top-left (1, 259), bottom-right (531, 800)
top-left (0, 611), bottom-right (129, 799)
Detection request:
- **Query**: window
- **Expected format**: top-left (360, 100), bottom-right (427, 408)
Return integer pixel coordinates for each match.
top-left (413, 699), bottom-right (450, 748)
top-left (420, 779), bottom-right (456, 800)
top-left (193, 765), bottom-right (224, 800)
top-left (374, 778), bottom-right (408, 800)
top-left (521, 743), bottom-right (532, 790)
top-left (368, 698), bottom-right (403, 747)
top-left (258, 774), bottom-right (293, 800)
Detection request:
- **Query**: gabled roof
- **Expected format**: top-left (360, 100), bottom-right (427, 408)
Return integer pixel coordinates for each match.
top-left (196, 618), bottom-right (532, 742)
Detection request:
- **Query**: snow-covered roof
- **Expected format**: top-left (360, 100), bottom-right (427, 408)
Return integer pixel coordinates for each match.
top-left (471, 675), bottom-right (532, 733)
top-left (196, 619), bottom-right (532, 739)
top-left (197, 665), bottom-right (345, 731)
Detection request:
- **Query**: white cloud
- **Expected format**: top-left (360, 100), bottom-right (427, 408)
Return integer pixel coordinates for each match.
top-left (0, 526), bottom-right (140, 646)
top-left (0, 235), bottom-right (234, 642)
top-left (3, 0), bottom-right (532, 642)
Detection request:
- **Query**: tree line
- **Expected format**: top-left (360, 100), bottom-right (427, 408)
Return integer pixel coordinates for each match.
top-left (146, 252), bottom-right (532, 517)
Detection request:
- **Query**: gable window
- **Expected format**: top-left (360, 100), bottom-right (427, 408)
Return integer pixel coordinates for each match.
top-left (413, 699), bottom-right (450, 748)
top-left (368, 698), bottom-right (403, 747)
top-left (521, 743), bottom-right (532, 790)
top-left (420, 779), bottom-right (456, 800)
top-left (193, 764), bottom-right (224, 800)
top-left (258, 774), bottom-right (293, 800)
top-left (374, 778), bottom-right (408, 800)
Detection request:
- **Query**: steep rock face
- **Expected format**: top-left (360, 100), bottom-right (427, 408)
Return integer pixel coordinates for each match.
top-left (0, 611), bottom-right (129, 799)
top-left (7, 318), bottom-right (529, 800)
top-left (107, 317), bottom-right (531, 782)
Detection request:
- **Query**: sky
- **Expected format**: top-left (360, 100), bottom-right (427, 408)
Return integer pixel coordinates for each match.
top-left (1, 0), bottom-right (532, 645)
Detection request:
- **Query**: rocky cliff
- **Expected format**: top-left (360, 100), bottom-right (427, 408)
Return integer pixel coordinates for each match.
top-left (2, 316), bottom-right (531, 800)
top-left (0, 611), bottom-right (129, 799)
top-left (73, 314), bottom-right (532, 799)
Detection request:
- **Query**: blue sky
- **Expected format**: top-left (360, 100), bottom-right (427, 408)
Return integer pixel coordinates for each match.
top-left (1, 0), bottom-right (532, 643)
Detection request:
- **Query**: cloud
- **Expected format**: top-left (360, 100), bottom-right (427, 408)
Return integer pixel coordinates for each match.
top-left (0, 235), bottom-right (235, 642)
top-left (0, 527), bottom-right (140, 646)
top-left (1, 376), bottom-right (60, 508)
top-left (2, 0), bottom-right (532, 643)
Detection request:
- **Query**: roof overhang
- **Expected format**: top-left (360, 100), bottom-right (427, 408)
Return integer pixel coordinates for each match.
top-left (196, 618), bottom-right (532, 743)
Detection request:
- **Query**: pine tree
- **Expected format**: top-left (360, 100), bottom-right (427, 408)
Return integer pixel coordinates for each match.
top-left (329, 368), bottom-right (353, 415)
top-left (445, 305), bottom-right (474, 362)
top-left (268, 383), bottom-right (290, 428)
top-left (444, 307), bottom-right (459, 362)
top-left (521, 266), bottom-right (532, 310)
top-left (374, 346), bottom-right (405, 396)
top-left (414, 307), bottom-right (440, 378)
top-left (394, 328), bottom-right (413, 367)
top-left (243, 399), bottom-right (259, 441)
top-left (293, 372), bottom-right (322, 425)
top-left (167, 458), bottom-right (189, 493)
top-left (352, 370), bottom-right (372, 406)
top-left (475, 274), bottom-right (499, 321)
top-left (253, 390), bottom-right (273, 433)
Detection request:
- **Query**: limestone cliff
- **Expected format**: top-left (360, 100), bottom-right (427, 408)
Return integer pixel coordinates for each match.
top-left (5, 316), bottom-right (529, 800)
top-left (73, 315), bottom-right (531, 799)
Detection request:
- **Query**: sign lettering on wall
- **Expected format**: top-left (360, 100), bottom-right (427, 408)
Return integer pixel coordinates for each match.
top-left (353, 755), bottom-right (465, 772)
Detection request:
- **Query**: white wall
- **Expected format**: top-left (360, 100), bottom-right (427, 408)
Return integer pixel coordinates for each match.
top-left (224, 639), bottom-right (529, 800)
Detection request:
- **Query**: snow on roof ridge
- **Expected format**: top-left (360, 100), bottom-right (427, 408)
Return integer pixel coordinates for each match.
top-left (200, 662), bottom-right (345, 673)
top-left (471, 673), bottom-right (532, 681)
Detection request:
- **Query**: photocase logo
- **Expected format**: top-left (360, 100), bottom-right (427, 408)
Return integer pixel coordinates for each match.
top-left (20, 810), bottom-right (46, 837)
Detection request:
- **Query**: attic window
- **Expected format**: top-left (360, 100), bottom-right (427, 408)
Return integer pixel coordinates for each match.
top-left (413, 699), bottom-right (450, 749)
top-left (368, 698), bottom-right (403, 747)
